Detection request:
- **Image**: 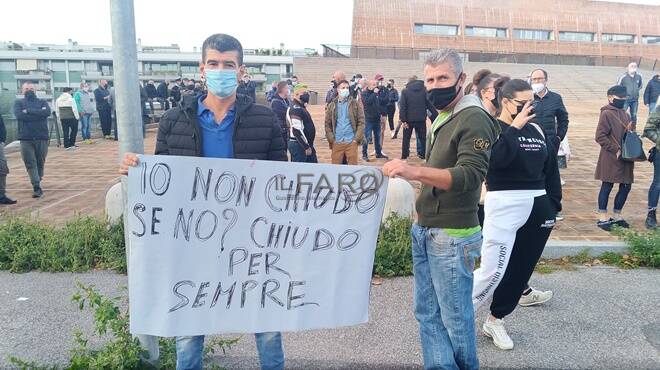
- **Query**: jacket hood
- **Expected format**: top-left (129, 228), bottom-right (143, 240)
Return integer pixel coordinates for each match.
top-left (453, 93), bottom-right (486, 115)
top-left (406, 79), bottom-right (425, 92)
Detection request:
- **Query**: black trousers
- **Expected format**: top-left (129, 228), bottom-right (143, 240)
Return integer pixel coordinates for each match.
top-left (490, 194), bottom-right (555, 319)
top-left (401, 121), bottom-right (427, 159)
top-left (99, 109), bottom-right (112, 136)
top-left (547, 137), bottom-right (563, 213)
top-left (60, 118), bottom-right (78, 148)
top-left (387, 106), bottom-right (396, 131)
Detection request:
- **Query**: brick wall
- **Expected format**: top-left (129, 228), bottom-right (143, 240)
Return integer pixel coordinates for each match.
top-left (352, 0), bottom-right (660, 60)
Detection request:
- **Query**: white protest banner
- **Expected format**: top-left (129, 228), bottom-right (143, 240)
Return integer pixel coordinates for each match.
top-left (128, 155), bottom-right (388, 337)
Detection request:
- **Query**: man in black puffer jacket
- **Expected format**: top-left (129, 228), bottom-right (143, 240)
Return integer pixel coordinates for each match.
top-left (13, 82), bottom-right (51, 198)
top-left (398, 76), bottom-right (437, 159)
top-left (120, 33), bottom-right (286, 370)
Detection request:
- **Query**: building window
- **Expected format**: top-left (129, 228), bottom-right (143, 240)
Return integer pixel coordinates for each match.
top-left (559, 31), bottom-right (595, 42)
top-left (465, 26), bottom-right (507, 38)
top-left (52, 71), bottom-right (67, 83)
top-left (414, 23), bottom-right (459, 36)
top-left (0, 60), bottom-right (15, 71)
top-left (513, 29), bottom-right (554, 41)
top-left (602, 33), bottom-right (636, 44)
top-left (643, 35), bottom-right (660, 45)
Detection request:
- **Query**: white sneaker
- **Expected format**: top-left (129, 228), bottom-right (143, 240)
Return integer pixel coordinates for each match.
top-left (483, 318), bottom-right (514, 350)
top-left (561, 178), bottom-right (566, 186)
top-left (518, 287), bottom-right (553, 307)
top-left (390, 132), bottom-right (395, 139)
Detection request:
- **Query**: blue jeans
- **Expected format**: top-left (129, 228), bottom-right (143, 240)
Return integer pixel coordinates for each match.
top-left (80, 113), bottom-right (92, 140)
top-left (649, 151), bottom-right (660, 210)
top-left (288, 140), bottom-right (318, 163)
top-left (650, 102), bottom-right (657, 117)
top-left (362, 120), bottom-right (382, 157)
top-left (411, 223), bottom-right (481, 370)
top-left (176, 332), bottom-right (284, 370)
top-left (624, 99), bottom-right (639, 124)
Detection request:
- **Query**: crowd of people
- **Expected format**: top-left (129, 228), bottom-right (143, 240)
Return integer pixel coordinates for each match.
top-left (2, 29), bottom-right (660, 369)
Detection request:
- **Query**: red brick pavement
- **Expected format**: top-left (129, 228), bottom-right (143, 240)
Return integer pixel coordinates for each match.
top-left (1, 100), bottom-right (656, 241)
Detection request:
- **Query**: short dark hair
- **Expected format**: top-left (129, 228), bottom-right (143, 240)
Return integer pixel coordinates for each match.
top-left (337, 79), bottom-right (350, 87)
top-left (202, 33), bottom-right (243, 65)
top-left (62, 87), bottom-right (73, 93)
top-left (277, 81), bottom-right (289, 91)
top-left (355, 73), bottom-right (363, 79)
top-left (498, 79), bottom-right (531, 104)
top-left (531, 68), bottom-right (548, 79)
top-left (292, 75), bottom-right (298, 79)
top-left (608, 85), bottom-right (627, 97)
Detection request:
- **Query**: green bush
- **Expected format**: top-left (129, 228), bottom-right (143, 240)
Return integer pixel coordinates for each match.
top-left (617, 229), bottom-right (660, 268)
top-left (374, 213), bottom-right (413, 277)
top-left (8, 283), bottom-right (238, 369)
top-left (0, 216), bottom-right (126, 273)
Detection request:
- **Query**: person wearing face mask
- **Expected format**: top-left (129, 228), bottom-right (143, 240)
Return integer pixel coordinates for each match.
top-left (473, 71), bottom-right (504, 227)
top-left (374, 74), bottom-right (390, 154)
top-left (325, 70), bottom-right (348, 104)
top-left (119, 33), bottom-right (287, 370)
top-left (74, 82), bottom-right (96, 144)
top-left (397, 75), bottom-right (436, 159)
top-left (361, 80), bottom-right (388, 162)
top-left (55, 87), bottom-right (80, 150)
top-left (643, 72), bottom-right (660, 118)
top-left (237, 74), bottom-right (257, 103)
top-left (13, 82), bottom-right (51, 198)
top-left (594, 85), bottom-right (635, 231)
top-left (386, 79), bottom-right (399, 138)
top-left (473, 69), bottom-right (500, 117)
top-left (271, 80), bottom-right (291, 150)
top-left (382, 49), bottom-right (497, 370)
top-left (325, 80), bottom-right (365, 165)
top-left (472, 79), bottom-right (559, 351)
top-left (286, 84), bottom-right (317, 163)
top-left (530, 68), bottom-right (567, 222)
top-left (617, 62), bottom-right (643, 125)
top-left (94, 79), bottom-right (113, 139)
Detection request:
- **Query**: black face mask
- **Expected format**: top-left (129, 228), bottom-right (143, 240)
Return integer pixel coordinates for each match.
top-left (427, 78), bottom-right (461, 110)
top-left (387, 83), bottom-right (392, 89)
top-left (299, 93), bottom-right (310, 104)
top-left (611, 98), bottom-right (626, 109)
top-left (24, 90), bottom-right (36, 100)
top-left (509, 103), bottom-right (525, 120)
top-left (490, 98), bottom-right (500, 110)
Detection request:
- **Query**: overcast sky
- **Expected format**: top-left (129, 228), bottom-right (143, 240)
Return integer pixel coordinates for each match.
top-left (0, 0), bottom-right (658, 51)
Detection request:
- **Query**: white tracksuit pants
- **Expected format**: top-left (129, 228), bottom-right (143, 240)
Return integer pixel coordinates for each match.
top-left (472, 189), bottom-right (546, 310)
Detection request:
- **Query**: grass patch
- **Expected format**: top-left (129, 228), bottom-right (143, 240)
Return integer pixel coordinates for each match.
top-left (0, 215), bottom-right (126, 274)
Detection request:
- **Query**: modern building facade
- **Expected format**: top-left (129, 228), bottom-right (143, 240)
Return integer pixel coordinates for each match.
top-left (350, 0), bottom-right (660, 66)
top-left (0, 39), bottom-right (314, 99)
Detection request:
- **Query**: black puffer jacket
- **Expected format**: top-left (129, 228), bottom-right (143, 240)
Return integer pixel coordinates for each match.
top-left (13, 96), bottom-right (51, 141)
top-left (399, 79), bottom-right (436, 123)
top-left (155, 93), bottom-right (287, 161)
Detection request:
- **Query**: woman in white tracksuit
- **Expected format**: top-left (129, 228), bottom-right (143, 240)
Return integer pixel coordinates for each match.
top-left (472, 79), bottom-right (560, 350)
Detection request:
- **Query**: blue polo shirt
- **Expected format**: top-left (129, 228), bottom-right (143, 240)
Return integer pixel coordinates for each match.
top-left (197, 96), bottom-right (235, 158)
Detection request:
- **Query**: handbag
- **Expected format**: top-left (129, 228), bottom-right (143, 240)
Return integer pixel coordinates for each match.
top-left (620, 130), bottom-right (647, 162)
top-left (610, 119), bottom-right (646, 162)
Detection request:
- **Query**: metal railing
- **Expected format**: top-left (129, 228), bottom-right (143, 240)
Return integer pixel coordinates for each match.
top-left (320, 44), bottom-right (659, 70)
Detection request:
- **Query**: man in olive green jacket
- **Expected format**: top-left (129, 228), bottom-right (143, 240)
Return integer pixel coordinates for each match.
top-left (383, 49), bottom-right (497, 370)
top-left (325, 80), bottom-right (365, 165)
top-left (643, 105), bottom-right (660, 228)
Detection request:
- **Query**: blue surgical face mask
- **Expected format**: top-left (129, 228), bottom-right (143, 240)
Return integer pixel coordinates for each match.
top-left (205, 69), bottom-right (238, 98)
